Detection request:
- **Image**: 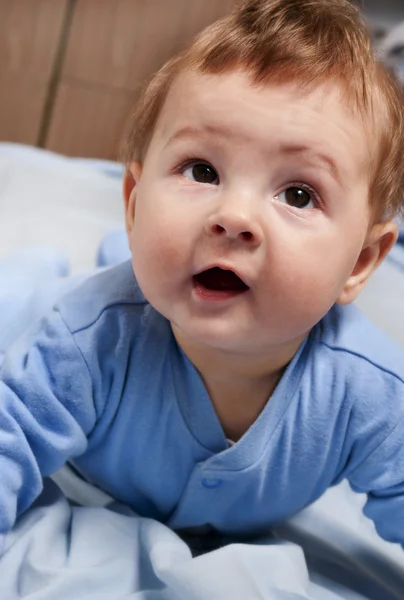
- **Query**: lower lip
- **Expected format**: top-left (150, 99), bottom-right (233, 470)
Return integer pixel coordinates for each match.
top-left (192, 280), bottom-right (248, 302)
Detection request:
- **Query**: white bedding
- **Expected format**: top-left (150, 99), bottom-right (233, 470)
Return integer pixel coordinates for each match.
top-left (0, 143), bottom-right (124, 273)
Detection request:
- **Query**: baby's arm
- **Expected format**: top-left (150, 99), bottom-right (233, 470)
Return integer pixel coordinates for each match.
top-left (345, 390), bottom-right (404, 547)
top-left (0, 309), bottom-right (97, 556)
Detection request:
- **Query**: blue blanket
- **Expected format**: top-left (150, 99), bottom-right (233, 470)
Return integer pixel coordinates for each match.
top-left (0, 240), bottom-right (403, 600)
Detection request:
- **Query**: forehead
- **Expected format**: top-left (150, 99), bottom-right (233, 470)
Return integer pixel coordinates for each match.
top-left (151, 69), bottom-right (371, 178)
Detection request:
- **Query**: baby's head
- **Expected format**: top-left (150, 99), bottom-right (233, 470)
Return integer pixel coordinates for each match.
top-left (122, 0), bottom-right (404, 223)
top-left (121, 0), bottom-right (404, 358)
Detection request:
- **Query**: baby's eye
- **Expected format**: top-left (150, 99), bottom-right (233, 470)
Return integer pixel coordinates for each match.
top-left (276, 186), bottom-right (315, 209)
top-left (182, 162), bottom-right (219, 185)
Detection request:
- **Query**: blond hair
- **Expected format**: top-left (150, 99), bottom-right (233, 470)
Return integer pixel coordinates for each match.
top-left (121, 0), bottom-right (404, 221)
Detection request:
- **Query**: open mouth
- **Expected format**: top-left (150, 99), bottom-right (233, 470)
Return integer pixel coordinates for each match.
top-left (193, 267), bottom-right (249, 298)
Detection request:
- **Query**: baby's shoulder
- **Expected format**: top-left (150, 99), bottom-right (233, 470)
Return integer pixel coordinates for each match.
top-left (314, 304), bottom-right (404, 386)
top-left (55, 261), bottom-right (148, 334)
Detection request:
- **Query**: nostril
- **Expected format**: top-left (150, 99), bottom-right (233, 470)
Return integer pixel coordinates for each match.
top-left (212, 224), bottom-right (226, 235)
top-left (209, 223), bottom-right (255, 242)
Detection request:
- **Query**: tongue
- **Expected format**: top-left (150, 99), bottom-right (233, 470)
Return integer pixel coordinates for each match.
top-left (196, 267), bottom-right (248, 292)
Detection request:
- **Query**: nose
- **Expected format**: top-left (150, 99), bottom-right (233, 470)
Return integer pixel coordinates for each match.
top-left (205, 201), bottom-right (263, 247)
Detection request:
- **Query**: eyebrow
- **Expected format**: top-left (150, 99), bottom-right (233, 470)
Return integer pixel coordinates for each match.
top-left (165, 126), bottom-right (346, 189)
top-left (164, 125), bottom-right (219, 147)
top-left (280, 144), bottom-right (346, 190)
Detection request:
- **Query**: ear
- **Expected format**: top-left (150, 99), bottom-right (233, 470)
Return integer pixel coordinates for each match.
top-left (337, 221), bottom-right (398, 305)
top-left (122, 162), bottom-right (142, 234)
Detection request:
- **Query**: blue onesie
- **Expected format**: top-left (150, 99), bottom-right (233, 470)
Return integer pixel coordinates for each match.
top-left (0, 260), bottom-right (404, 555)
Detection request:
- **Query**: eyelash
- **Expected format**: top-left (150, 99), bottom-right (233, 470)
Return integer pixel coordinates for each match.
top-left (174, 158), bottom-right (321, 206)
top-left (175, 156), bottom-right (214, 175)
top-left (279, 181), bottom-right (321, 207)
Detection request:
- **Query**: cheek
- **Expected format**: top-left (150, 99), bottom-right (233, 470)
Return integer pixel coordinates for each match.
top-left (130, 200), bottom-right (190, 281)
top-left (261, 231), bottom-right (357, 311)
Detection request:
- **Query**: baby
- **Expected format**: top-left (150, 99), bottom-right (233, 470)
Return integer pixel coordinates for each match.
top-left (1, 0), bottom-right (404, 556)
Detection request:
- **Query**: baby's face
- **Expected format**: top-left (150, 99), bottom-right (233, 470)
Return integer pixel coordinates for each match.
top-left (125, 70), bottom-right (373, 357)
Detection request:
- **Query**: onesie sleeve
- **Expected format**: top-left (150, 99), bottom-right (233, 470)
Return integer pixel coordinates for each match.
top-left (0, 308), bottom-right (97, 556)
top-left (344, 371), bottom-right (404, 548)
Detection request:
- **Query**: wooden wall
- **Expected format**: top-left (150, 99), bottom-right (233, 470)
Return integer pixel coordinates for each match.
top-left (0, 0), bottom-right (235, 159)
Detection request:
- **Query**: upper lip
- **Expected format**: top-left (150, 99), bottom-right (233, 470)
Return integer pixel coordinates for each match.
top-left (193, 263), bottom-right (252, 288)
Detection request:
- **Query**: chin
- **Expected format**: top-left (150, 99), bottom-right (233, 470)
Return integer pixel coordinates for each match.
top-left (178, 322), bottom-right (254, 352)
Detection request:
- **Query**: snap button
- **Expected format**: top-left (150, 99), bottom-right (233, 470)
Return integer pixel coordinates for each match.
top-left (201, 477), bottom-right (222, 488)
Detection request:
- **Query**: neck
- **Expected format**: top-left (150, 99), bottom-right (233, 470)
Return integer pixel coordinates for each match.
top-left (171, 325), bottom-right (305, 440)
